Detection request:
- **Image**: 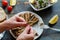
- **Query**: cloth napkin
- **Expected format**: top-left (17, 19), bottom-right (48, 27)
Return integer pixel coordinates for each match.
top-left (0, 31), bottom-right (5, 39)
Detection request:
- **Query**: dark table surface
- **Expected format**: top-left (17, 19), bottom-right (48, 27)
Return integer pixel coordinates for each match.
top-left (1, 0), bottom-right (60, 40)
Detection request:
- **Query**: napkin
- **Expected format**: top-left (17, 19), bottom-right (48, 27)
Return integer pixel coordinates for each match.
top-left (0, 31), bottom-right (5, 39)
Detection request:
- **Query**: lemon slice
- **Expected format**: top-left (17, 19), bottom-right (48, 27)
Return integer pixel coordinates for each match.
top-left (49, 15), bottom-right (58, 24)
top-left (29, 0), bottom-right (35, 4)
top-left (10, 0), bottom-right (16, 6)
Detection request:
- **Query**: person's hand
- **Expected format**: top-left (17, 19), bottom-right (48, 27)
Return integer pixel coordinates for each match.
top-left (16, 25), bottom-right (34, 40)
top-left (0, 15), bottom-right (27, 31)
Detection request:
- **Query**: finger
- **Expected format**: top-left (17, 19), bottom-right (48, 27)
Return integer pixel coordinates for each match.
top-left (14, 22), bottom-right (28, 27)
top-left (28, 27), bottom-right (34, 37)
top-left (30, 27), bottom-right (34, 34)
top-left (16, 16), bottom-right (25, 22)
top-left (26, 34), bottom-right (34, 39)
top-left (23, 25), bottom-right (31, 34)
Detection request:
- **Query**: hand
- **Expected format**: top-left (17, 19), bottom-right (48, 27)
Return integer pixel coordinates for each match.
top-left (0, 15), bottom-right (27, 31)
top-left (16, 25), bottom-right (34, 40)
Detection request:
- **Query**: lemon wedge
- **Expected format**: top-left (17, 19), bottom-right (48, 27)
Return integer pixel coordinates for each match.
top-left (29, 0), bottom-right (35, 4)
top-left (10, 0), bottom-right (16, 6)
top-left (49, 15), bottom-right (58, 24)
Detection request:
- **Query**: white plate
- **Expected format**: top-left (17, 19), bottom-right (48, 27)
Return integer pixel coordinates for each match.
top-left (29, 0), bottom-right (58, 11)
top-left (10, 11), bottom-right (44, 40)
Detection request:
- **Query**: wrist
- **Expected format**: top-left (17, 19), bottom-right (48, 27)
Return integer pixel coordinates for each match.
top-left (1, 21), bottom-right (11, 30)
top-left (0, 22), bottom-right (6, 32)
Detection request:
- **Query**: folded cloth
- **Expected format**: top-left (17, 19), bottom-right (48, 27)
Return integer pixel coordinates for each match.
top-left (0, 31), bottom-right (5, 39)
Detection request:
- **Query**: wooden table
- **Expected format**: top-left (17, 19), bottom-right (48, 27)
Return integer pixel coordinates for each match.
top-left (1, 0), bottom-right (60, 40)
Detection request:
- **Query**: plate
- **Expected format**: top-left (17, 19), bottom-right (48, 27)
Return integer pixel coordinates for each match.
top-left (10, 11), bottom-right (44, 40)
top-left (29, 0), bottom-right (58, 11)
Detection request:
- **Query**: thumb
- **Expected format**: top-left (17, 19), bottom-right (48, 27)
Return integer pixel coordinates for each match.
top-left (23, 25), bottom-right (31, 34)
top-left (30, 27), bottom-right (34, 34)
top-left (16, 16), bottom-right (25, 22)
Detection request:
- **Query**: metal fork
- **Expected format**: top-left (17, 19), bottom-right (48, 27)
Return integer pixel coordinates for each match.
top-left (40, 23), bottom-right (60, 32)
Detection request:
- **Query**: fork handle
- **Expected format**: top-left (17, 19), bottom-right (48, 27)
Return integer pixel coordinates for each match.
top-left (49, 28), bottom-right (60, 32)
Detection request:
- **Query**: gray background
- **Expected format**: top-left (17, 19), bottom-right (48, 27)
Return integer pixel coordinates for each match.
top-left (0, 0), bottom-right (60, 40)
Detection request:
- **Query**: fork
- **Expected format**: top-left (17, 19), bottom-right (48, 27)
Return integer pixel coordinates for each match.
top-left (40, 23), bottom-right (60, 32)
